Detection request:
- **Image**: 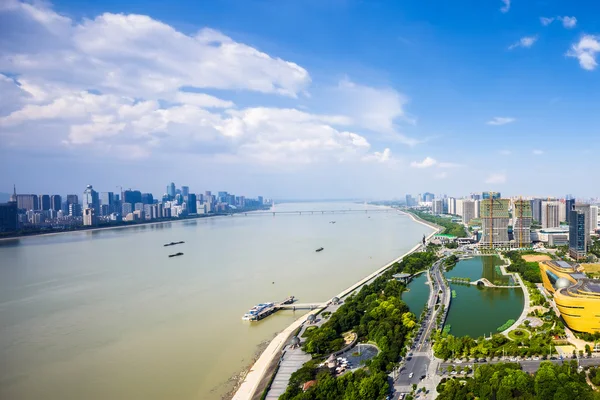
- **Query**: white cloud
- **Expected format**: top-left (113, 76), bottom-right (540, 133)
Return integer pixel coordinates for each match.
top-left (485, 173), bottom-right (507, 184)
top-left (410, 157), bottom-right (437, 168)
top-left (362, 148), bottom-right (392, 163)
top-left (499, 149), bottom-right (512, 155)
top-left (487, 117), bottom-right (516, 125)
top-left (172, 92), bottom-right (234, 109)
top-left (532, 149), bottom-right (544, 155)
top-left (567, 35), bottom-right (600, 71)
top-left (508, 36), bottom-right (538, 50)
top-left (558, 16), bottom-right (577, 29)
top-left (500, 0), bottom-right (511, 13)
top-left (540, 17), bottom-right (555, 26)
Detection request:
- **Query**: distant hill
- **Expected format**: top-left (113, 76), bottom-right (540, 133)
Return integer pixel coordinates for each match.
top-left (0, 192), bottom-right (10, 203)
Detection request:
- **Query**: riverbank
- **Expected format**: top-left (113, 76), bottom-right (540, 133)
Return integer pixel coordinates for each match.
top-left (231, 211), bottom-right (441, 399)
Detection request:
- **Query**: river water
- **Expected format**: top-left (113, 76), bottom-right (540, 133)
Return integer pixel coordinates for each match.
top-left (0, 202), bottom-right (433, 400)
top-left (444, 256), bottom-right (524, 338)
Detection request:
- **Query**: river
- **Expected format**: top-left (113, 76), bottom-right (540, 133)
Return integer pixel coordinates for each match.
top-left (0, 202), bottom-right (433, 400)
top-left (444, 256), bottom-right (524, 338)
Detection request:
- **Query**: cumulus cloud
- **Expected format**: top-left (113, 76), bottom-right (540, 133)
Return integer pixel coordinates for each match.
top-left (485, 173), bottom-right (507, 184)
top-left (0, 1), bottom-right (413, 166)
top-left (500, 0), bottom-right (510, 13)
top-left (410, 157), bottom-right (437, 168)
top-left (487, 117), bottom-right (516, 125)
top-left (541, 16), bottom-right (577, 29)
top-left (567, 35), bottom-right (600, 71)
top-left (540, 17), bottom-right (555, 26)
top-left (508, 36), bottom-right (538, 50)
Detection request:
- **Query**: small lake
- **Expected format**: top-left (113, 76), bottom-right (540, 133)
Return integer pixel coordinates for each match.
top-left (444, 256), bottom-right (524, 338)
top-left (402, 273), bottom-right (429, 318)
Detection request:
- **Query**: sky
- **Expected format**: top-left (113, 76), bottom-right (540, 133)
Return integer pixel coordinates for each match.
top-left (1, 0), bottom-right (600, 199)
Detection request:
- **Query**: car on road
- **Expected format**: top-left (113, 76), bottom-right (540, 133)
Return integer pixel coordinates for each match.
top-left (451, 370), bottom-right (457, 375)
top-left (409, 372), bottom-right (414, 378)
top-left (533, 356), bottom-right (540, 361)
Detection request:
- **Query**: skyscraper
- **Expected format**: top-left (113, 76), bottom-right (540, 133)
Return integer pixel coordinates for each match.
top-left (181, 186), bottom-right (190, 198)
top-left (541, 201), bottom-right (560, 229)
top-left (532, 198), bottom-right (543, 223)
top-left (38, 195), bottom-right (51, 211)
top-left (16, 194), bottom-right (38, 211)
top-left (66, 194), bottom-right (79, 206)
top-left (83, 208), bottom-right (97, 226)
top-left (569, 209), bottom-right (587, 260)
top-left (422, 192), bottom-right (435, 202)
top-left (565, 198), bottom-right (575, 224)
top-left (462, 200), bottom-right (476, 224)
top-left (432, 199), bottom-right (444, 215)
top-left (480, 198), bottom-right (510, 248)
top-left (50, 195), bottom-right (62, 212)
top-left (82, 185), bottom-right (100, 215)
top-left (187, 193), bottom-right (197, 214)
top-left (0, 201), bottom-right (18, 232)
top-left (574, 204), bottom-right (591, 246)
top-left (167, 182), bottom-right (176, 199)
top-left (513, 199), bottom-right (532, 247)
top-left (591, 206), bottom-right (599, 233)
top-left (141, 193), bottom-right (154, 205)
top-left (100, 192), bottom-right (115, 212)
top-left (123, 190), bottom-right (142, 205)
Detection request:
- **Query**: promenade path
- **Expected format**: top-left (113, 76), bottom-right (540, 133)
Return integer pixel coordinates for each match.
top-left (497, 260), bottom-right (530, 336)
top-left (233, 210), bottom-right (441, 400)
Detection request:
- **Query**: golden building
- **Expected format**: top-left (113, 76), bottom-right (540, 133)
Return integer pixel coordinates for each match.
top-left (539, 260), bottom-right (600, 333)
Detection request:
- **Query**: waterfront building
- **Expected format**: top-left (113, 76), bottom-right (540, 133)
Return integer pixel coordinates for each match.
top-left (446, 197), bottom-right (456, 215)
top-left (480, 198), bottom-right (510, 248)
top-left (512, 199), bottom-right (532, 247)
top-left (122, 202), bottom-right (133, 216)
top-left (462, 200), bottom-right (476, 224)
top-left (69, 203), bottom-right (82, 217)
top-left (100, 192), bottom-right (115, 213)
top-left (589, 205), bottom-right (599, 231)
top-left (38, 194), bottom-right (51, 211)
top-left (66, 194), bottom-right (78, 206)
top-left (539, 260), bottom-right (600, 333)
top-left (123, 190), bottom-right (142, 205)
top-left (141, 193), bottom-right (154, 205)
top-left (82, 185), bottom-right (100, 215)
top-left (134, 202), bottom-right (144, 212)
top-left (50, 195), bottom-right (62, 212)
top-left (432, 199), bottom-right (444, 215)
top-left (0, 201), bottom-right (18, 232)
top-left (143, 204), bottom-right (153, 220)
top-left (16, 194), bottom-right (38, 211)
top-left (422, 192), bottom-right (435, 202)
top-left (258, 196), bottom-right (264, 205)
top-left (574, 203), bottom-right (591, 246)
top-left (167, 182), bottom-right (176, 199)
top-left (187, 193), bottom-right (197, 214)
top-left (83, 208), bottom-right (96, 226)
top-left (133, 210), bottom-right (144, 220)
top-left (532, 198), bottom-right (543, 223)
top-left (181, 186), bottom-right (190, 199)
top-left (541, 201), bottom-right (561, 229)
top-left (569, 209), bottom-right (587, 260)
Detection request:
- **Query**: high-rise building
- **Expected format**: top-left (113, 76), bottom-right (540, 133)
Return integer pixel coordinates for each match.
top-left (167, 183), bottom-right (176, 199)
top-left (446, 197), bottom-right (456, 215)
top-left (513, 199), bottom-right (532, 247)
top-left (122, 202), bottom-right (133, 216)
top-left (141, 193), bottom-right (154, 205)
top-left (455, 199), bottom-right (464, 217)
top-left (69, 203), bottom-right (82, 217)
top-left (181, 186), bottom-right (190, 198)
top-left (474, 200), bottom-right (481, 218)
top-left (462, 200), bottom-right (476, 224)
top-left (38, 194), bottom-right (51, 211)
top-left (541, 201), bottom-right (561, 229)
top-left (422, 192), bottom-right (435, 202)
top-left (0, 201), bottom-right (18, 232)
top-left (134, 202), bottom-right (144, 211)
top-left (123, 190), bottom-right (142, 205)
top-left (480, 198), bottom-right (510, 248)
top-left (591, 206), bottom-right (599, 233)
top-left (558, 200), bottom-right (567, 223)
top-left (82, 185), bottom-right (100, 215)
top-left (532, 198), bottom-right (543, 223)
top-left (66, 194), bottom-right (78, 205)
top-left (100, 192), bottom-right (115, 213)
top-left (83, 208), bottom-right (96, 226)
top-left (187, 193), bottom-right (197, 214)
top-left (258, 196), bottom-right (264, 205)
top-left (565, 198), bottom-right (575, 224)
top-left (50, 195), bottom-right (62, 212)
top-left (432, 199), bottom-right (444, 215)
top-left (482, 192), bottom-right (501, 200)
top-left (16, 194), bottom-right (38, 211)
top-left (574, 204), bottom-right (591, 246)
top-left (569, 210), bottom-right (587, 260)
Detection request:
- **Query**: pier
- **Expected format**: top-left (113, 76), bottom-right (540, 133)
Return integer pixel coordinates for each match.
top-left (245, 297), bottom-right (325, 321)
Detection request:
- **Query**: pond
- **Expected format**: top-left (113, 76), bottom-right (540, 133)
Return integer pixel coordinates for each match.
top-left (402, 272), bottom-right (430, 318)
top-left (444, 256), bottom-right (524, 338)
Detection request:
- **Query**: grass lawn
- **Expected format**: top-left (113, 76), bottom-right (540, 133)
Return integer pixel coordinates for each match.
top-left (508, 329), bottom-right (531, 341)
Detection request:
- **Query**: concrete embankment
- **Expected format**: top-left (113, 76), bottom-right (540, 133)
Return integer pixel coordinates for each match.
top-left (232, 209), bottom-right (441, 400)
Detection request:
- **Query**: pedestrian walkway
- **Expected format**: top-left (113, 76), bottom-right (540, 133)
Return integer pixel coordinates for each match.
top-left (499, 263), bottom-right (530, 336)
top-left (265, 346), bottom-right (311, 399)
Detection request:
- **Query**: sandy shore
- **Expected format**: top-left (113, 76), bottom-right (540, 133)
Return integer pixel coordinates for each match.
top-left (231, 209), bottom-right (441, 400)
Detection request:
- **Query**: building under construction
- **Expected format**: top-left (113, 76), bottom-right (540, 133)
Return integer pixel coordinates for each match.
top-left (513, 199), bottom-right (532, 248)
top-left (480, 193), bottom-right (511, 249)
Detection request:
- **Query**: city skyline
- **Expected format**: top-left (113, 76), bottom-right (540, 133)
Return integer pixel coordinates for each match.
top-left (1, 1), bottom-right (600, 198)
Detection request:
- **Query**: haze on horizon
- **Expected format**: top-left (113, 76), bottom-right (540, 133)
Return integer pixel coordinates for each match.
top-left (1, 0), bottom-right (599, 199)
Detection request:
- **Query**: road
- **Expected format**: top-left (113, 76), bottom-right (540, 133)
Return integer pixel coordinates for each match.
top-left (393, 258), bottom-right (449, 398)
top-left (438, 356), bottom-right (600, 375)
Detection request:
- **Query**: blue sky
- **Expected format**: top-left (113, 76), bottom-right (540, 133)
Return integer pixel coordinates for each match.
top-left (1, 0), bottom-right (599, 199)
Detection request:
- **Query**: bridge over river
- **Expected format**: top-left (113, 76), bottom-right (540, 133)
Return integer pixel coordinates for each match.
top-left (231, 209), bottom-right (394, 216)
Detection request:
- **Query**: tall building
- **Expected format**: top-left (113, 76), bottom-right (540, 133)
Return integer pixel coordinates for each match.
top-left (482, 191), bottom-right (501, 200)
top-left (82, 185), bottom-right (100, 215)
top-left (558, 200), bottom-right (567, 223)
top-left (569, 210), bottom-right (587, 260)
top-left (565, 198), bottom-right (575, 224)
top-left (141, 193), bottom-right (154, 205)
top-left (422, 192), bottom-right (435, 202)
top-left (123, 190), bottom-right (142, 205)
top-left (574, 204), bottom-right (591, 246)
top-left (432, 199), bottom-right (444, 215)
top-left (187, 193), bottom-right (197, 214)
top-left (50, 195), bottom-right (62, 212)
top-left (455, 199), bottom-right (464, 217)
top-left (69, 203), bottom-right (82, 217)
top-left (181, 186), bottom-right (190, 198)
top-left (100, 192), bottom-right (115, 212)
top-left (0, 201), bottom-right (18, 232)
top-left (541, 201), bottom-right (561, 229)
top-left (66, 194), bottom-right (79, 205)
top-left (167, 182), bottom-right (176, 199)
top-left (591, 206), bottom-right (599, 233)
top-left (16, 194), bottom-right (38, 211)
top-left (462, 200), bottom-right (476, 224)
top-left (446, 197), bottom-right (456, 215)
top-left (38, 194), bottom-right (51, 211)
top-left (83, 207), bottom-right (97, 226)
top-left (513, 199), bottom-right (532, 247)
top-left (405, 194), bottom-right (416, 207)
top-left (122, 202), bottom-right (133, 216)
top-left (480, 198), bottom-right (510, 248)
top-left (532, 198), bottom-right (543, 223)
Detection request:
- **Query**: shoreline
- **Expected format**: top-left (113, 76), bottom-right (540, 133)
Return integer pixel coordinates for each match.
top-left (231, 210), bottom-right (442, 399)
